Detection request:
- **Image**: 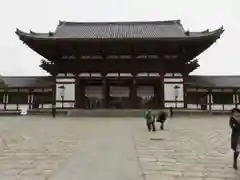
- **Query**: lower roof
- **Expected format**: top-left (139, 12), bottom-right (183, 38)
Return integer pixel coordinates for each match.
top-left (0, 76), bottom-right (53, 88)
top-left (185, 76), bottom-right (240, 88)
top-left (1, 75), bottom-right (240, 89)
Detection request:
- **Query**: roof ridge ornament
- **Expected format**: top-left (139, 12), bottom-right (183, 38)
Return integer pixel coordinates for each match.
top-left (202, 29), bottom-right (209, 33)
top-left (48, 31), bottom-right (54, 37)
top-left (185, 30), bottom-right (190, 36)
top-left (59, 20), bottom-right (64, 26)
top-left (175, 20), bottom-right (181, 25)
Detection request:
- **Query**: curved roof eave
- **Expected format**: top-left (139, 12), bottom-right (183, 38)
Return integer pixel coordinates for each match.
top-left (15, 26), bottom-right (224, 42)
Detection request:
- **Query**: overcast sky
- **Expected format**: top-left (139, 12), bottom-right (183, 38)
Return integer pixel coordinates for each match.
top-left (0, 0), bottom-right (239, 76)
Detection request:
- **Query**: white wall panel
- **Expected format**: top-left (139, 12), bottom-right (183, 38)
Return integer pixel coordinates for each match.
top-left (187, 104), bottom-right (198, 109)
top-left (164, 82), bottom-right (183, 101)
top-left (0, 104), bottom-right (4, 110)
top-left (110, 86), bottom-right (130, 97)
top-left (56, 102), bottom-right (75, 108)
top-left (56, 78), bottom-right (75, 83)
top-left (42, 104), bottom-right (52, 109)
top-left (164, 73), bottom-right (173, 77)
top-left (164, 78), bottom-right (183, 83)
top-left (6, 104), bottom-right (17, 110)
top-left (164, 102), bottom-right (184, 108)
top-left (224, 104), bottom-right (235, 110)
top-left (85, 86), bottom-right (103, 98)
top-left (137, 86), bottom-right (154, 97)
top-left (56, 84), bottom-right (75, 101)
top-left (211, 105), bottom-right (223, 110)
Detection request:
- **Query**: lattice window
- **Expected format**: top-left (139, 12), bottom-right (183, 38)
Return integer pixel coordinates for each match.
top-left (0, 93), bottom-right (3, 103)
top-left (186, 92), bottom-right (207, 104)
top-left (212, 92), bottom-right (233, 104)
top-left (33, 92), bottom-right (52, 104)
top-left (8, 92), bottom-right (28, 104)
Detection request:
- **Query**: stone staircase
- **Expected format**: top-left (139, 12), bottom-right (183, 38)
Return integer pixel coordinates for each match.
top-left (66, 109), bottom-right (231, 117)
top-left (0, 109), bottom-right (231, 117)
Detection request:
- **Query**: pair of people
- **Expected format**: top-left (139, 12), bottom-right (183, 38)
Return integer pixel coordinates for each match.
top-left (230, 108), bottom-right (240, 170)
top-left (145, 109), bottom-right (167, 132)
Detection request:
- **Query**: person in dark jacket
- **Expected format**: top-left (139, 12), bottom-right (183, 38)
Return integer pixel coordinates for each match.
top-left (157, 111), bottom-right (167, 130)
top-left (144, 109), bottom-right (156, 132)
top-left (229, 108), bottom-right (240, 170)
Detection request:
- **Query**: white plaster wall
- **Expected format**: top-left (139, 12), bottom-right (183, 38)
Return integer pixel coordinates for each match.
top-left (212, 104), bottom-right (235, 110)
top-left (137, 86), bottom-right (154, 97)
top-left (56, 78), bottom-right (75, 83)
top-left (57, 73), bottom-right (74, 77)
top-left (0, 104), bottom-right (4, 110)
top-left (110, 86), bottom-right (130, 97)
top-left (6, 104), bottom-right (18, 110)
top-left (164, 78), bottom-right (183, 83)
top-left (224, 105), bottom-right (235, 110)
top-left (85, 86), bottom-right (103, 98)
top-left (56, 83), bottom-right (75, 101)
top-left (165, 102), bottom-right (184, 108)
top-left (187, 104), bottom-right (199, 109)
top-left (164, 82), bottom-right (184, 101)
top-left (56, 102), bottom-right (75, 108)
top-left (42, 104), bottom-right (52, 109)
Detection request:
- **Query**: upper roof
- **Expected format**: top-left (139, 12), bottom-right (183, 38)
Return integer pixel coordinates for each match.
top-left (0, 76), bottom-right (53, 88)
top-left (1, 75), bottom-right (240, 89)
top-left (16, 20), bottom-right (224, 40)
top-left (185, 76), bottom-right (240, 88)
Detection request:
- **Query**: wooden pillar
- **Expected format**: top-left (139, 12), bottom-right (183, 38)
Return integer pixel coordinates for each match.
top-left (234, 89), bottom-right (238, 108)
top-left (75, 75), bottom-right (85, 108)
top-left (208, 89), bottom-right (212, 111)
top-left (17, 88), bottom-right (19, 110)
top-left (28, 89), bottom-right (32, 110)
top-left (183, 73), bottom-right (188, 109)
top-left (130, 74), bottom-right (137, 109)
top-left (52, 74), bottom-right (56, 111)
top-left (4, 90), bottom-right (7, 110)
top-left (74, 74), bottom-right (80, 108)
top-left (159, 71), bottom-right (164, 109)
top-left (102, 74), bottom-right (109, 108)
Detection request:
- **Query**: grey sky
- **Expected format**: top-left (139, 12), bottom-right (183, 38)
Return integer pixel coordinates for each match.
top-left (0, 0), bottom-right (239, 76)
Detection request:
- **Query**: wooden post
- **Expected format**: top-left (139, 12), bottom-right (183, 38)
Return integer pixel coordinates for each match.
top-left (28, 89), bottom-right (32, 110)
top-left (130, 74), bottom-right (137, 109)
top-left (102, 74), bottom-right (109, 108)
top-left (17, 88), bottom-right (19, 110)
top-left (52, 74), bottom-right (56, 117)
top-left (75, 74), bottom-right (85, 108)
top-left (183, 73), bottom-right (188, 109)
top-left (159, 70), bottom-right (164, 109)
top-left (3, 90), bottom-right (7, 110)
top-left (234, 89), bottom-right (238, 108)
top-left (74, 74), bottom-right (79, 108)
top-left (208, 89), bottom-right (212, 112)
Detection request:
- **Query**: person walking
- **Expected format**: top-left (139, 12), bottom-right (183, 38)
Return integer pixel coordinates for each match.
top-left (144, 109), bottom-right (155, 132)
top-left (157, 111), bottom-right (167, 130)
top-left (229, 108), bottom-right (240, 170)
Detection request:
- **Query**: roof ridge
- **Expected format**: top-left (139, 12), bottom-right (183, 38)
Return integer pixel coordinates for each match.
top-left (58, 20), bottom-right (181, 26)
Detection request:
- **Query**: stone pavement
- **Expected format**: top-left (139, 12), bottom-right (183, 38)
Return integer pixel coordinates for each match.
top-left (0, 116), bottom-right (238, 180)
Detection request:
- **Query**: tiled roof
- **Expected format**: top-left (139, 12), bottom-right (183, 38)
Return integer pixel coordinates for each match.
top-left (185, 76), bottom-right (240, 88)
top-left (1, 75), bottom-right (240, 89)
top-left (16, 20), bottom-right (224, 40)
top-left (0, 76), bottom-right (53, 88)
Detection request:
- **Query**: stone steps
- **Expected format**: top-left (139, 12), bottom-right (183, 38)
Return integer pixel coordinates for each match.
top-left (0, 109), bottom-right (231, 117)
top-left (66, 109), bottom-right (231, 117)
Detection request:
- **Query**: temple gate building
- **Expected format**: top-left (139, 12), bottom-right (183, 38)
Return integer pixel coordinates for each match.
top-left (1, 20), bottom-right (237, 111)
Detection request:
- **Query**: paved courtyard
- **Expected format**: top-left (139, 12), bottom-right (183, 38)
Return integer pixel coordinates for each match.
top-left (0, 115), bottom-right (239, 180)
